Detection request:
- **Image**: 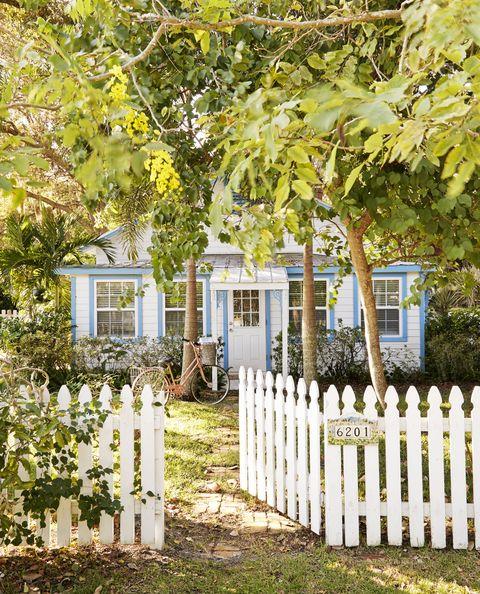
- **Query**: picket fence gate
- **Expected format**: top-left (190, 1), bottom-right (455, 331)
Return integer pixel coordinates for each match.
top-left (238, 367), bottom-right (480, 549)
top-left (11, 383), bottom-right (165, 549)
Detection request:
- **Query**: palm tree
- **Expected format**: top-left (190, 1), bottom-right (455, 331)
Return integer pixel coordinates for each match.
top-left (0, 208), bottom-right (114, 312)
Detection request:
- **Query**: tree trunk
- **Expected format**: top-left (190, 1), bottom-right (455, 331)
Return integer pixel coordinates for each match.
top-left (302, 240), bottom-right (317, 386)
top-left (346, 225), bottom-right (387, 406)
top-left (181, 257), bottom-right (198, 389)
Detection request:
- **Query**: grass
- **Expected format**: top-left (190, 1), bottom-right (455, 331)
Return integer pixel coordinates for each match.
top-left (23, 545), bottom-right (480, 594)
top-left (3, 391), bottom-right (480, 594)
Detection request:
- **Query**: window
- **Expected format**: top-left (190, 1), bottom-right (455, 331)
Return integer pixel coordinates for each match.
top-left (164, 281), bottom-right (203, 336)
top-left (288, 280), bottom-right (328, 332)
top-left (96, 280), bottom-right (136, 338)
top-left (233, 290), bottom-right (260, 327)
top-left (361, 278), bottom-right (401, 336)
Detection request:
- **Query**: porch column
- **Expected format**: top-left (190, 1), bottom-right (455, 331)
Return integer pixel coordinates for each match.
top-left (282, 286), bottom-right (289, 378)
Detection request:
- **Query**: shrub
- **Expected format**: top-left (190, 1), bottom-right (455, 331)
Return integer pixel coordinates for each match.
top-left (273, 322), bottom-right (419, 383)
top-left (0, 312), bottom-right (72, 388)
top-left (316, 322), bottom-right (368, 382)
top-left (72, 335), bottom-right (184, 379)
top-left (427, 306), bottom-right (480, 338)
top-left (0, 381), bottom-right (120, 546)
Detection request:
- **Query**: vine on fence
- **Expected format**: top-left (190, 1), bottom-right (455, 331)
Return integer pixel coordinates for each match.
top-left (0, 364), bottom-right (121, 546)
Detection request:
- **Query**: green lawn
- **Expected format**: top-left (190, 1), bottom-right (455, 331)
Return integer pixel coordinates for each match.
top-left (2, 394), bottom-right (480, 594)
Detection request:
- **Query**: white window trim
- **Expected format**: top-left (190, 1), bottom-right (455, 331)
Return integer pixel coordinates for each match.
top-left (94, 279), bottom-right (139, 338)
top-left (163, 278), bottom-right (206, 336)
top-left (360, 276), bottom-right (403, 338)
top-left (288, 278), bottom-right (330, 329)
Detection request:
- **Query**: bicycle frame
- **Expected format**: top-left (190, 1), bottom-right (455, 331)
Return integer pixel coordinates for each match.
top-left (162, 342), bottom-right (209, 397)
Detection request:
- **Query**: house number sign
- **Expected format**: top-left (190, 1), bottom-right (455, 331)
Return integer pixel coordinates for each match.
top-left (327, 416), bottom-right (382, 445)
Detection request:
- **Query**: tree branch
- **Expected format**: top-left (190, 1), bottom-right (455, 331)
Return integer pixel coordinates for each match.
top-left (136, 9), bottom-right (403, 30)
top-left (88, 9), bottom-right (402, 82)
top-left (2, 102), bottom-right (60, 112)
top-left (26, 190), bottom-right (74, 213)
top-left (89, 24), bottom-right (166, 82)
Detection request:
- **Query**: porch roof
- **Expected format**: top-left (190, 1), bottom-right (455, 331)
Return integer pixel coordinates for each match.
top-left (209, 261), bottom-right (288, 290)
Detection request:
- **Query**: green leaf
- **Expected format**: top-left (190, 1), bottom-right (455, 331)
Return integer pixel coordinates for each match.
top-left (324, 143), bottom-right (338, 185)
top-left (344, 162), bottom-right (364, 196)
top-left (292, 179), bottom-right (313, 200)
top-left (307, 53), bottom-right (324, 70)
top-left (287, 145), bottom-right (309, 164)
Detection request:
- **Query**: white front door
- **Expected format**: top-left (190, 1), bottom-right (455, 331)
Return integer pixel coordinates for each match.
top-left (228, 289), bottom-right (266, 372)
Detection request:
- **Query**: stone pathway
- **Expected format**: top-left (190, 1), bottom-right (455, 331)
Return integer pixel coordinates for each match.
top-left (184, 467), bottom-right (305, 560)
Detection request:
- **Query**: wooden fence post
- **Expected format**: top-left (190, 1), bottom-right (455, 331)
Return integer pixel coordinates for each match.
top-left (264, 371), bottom-right (276, 508)
top-left (120, 384), bottom-right (135, 544)
top-left (296, 379), bottom-right (309, 528)
top-left (308, 381), bottom-right (322, 535)
top-left (324, 385), bottom-right (342, 546)
top-left (99, 384), bottom-right (114, 544)
top-left (77, 385), bottom-right (93, 545)
top-left (342, 386), bottom-right (359, 547)
top-left (285, 375), bottom-right (297, 521)
top-left (363, 386), bottom-right (380, 546)
top-left (405, 386), bottom-right (424, 547)
top-left (427, 386), bottom-right (446, 549)
top-left (449, 386), bottom-right (468, 549)
top-left (385, 386), bottom-right (402, 546)
top-left (57, 385), bottom-right (72, 547)
top-left (274, 374), bottom-right (286, 514)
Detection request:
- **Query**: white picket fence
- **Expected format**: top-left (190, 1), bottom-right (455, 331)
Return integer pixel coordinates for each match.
top-left (238, 367), bottom-right (480, 549)
top-left (0, 309), bottom-right (18, 318)
top-left (10, 383), bottom-right (165, 549)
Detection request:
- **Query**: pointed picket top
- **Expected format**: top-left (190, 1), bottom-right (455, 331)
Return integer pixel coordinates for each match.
top-left (325, 385), bottom-right (340, 417)
top-left (157, 390), bottom-right (166, 406)
top-left (363, 386), bottom-right (377, 419)
top-left (247, 368), bottom-right (255, 386)
top-left (99, 384), bottom-right (112, 411)
top-left (449, 385), bottom-right (464, 410)
top-left (239, 366), bottom-right (246, 383)
top-left (385, 385), bottom-right (399, 409)
top-left (57, 385), bottom-right (71, 411)
top-left (40, 386), bottom-right (51, 406)
top-left (120, 384), bottom-right (134, 405)
top-left (285, 375), bottom-right (295, 397)
top-left (78, 384), bottom-right (92, 405)
top-left (427, 386), bottom-right (442, 409)
top-left (141, 383), bottom-right (154, 409)
top-left (309, 381), bottom-right (319, 403)
top-left (256, 369), bottom-right (264, 388)
top-left (342, 385), bottom-right (356, 415)
top-left (406, 386), bottom-right (420, 410)
top-left (297, 378), bottom-right (307, 401)
top-left (275, 373), bottom-right (284, 392)
top-left (265, 371), bottom-right (274, 390)
top-left (472, 386), bottom-right (480, 411)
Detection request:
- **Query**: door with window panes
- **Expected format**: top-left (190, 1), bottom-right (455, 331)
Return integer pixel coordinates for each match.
top-left (228, 289), bottom-right (266, 372)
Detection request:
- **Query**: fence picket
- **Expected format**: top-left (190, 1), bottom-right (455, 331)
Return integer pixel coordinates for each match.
top-left (141, 385), bottom-right (156, 546)
top-left (238, 367), bottom-right (248, 491)
top-left (255, 370), bottom-right (266, 501)
top-left (342, 386), bottom-right (359, 546)
top-left (285, 376), bottom-right (297, 521)
top-left (120, 385), bottom-right (135, 544)
top-left (264, 371), bottom-right (276, 508)
top-left (472, 387), bottom-right (480, 550)
top-left (385, 386), bottom-right (402, 546)
top-left (308, 382), bottom-right (322, 535)
top-left (35, 388), bottom-right (51, 546)
top-left (56, 385), bottom-right (72, 547)
top-left (449, 386), bottom-right (468, 549)
top-left (99, 384), bottom-right (114, 544)
top-left (405, 386), bottom-right (424, 547)
top-left (274, 374), bottom-right (286, 514)
top-left (77, 385), bottom-right (93, 545)
top-left (427, 386), bottom-right (446, 549)
top-left (246, 369), bottom-right (256, 496)
top-left (296, 379), bottom-right (309, 528)
top-left (363, 386), bottom-right (381, 546)
top-left (324, 385), bottom-right (342, 546)
top-left (154, 391), bottom-right (165, 549)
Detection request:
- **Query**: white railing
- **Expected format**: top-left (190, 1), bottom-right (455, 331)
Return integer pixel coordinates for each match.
top-left (239, 367), bottom-right (480, 549)
top-left (7, 383), bottom-right (165, 549)
top-left (0, 309), bottom-right (18, 318)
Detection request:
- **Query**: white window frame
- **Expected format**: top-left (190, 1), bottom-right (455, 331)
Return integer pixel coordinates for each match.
top-left (163, 279), bottom-right (205, 336)
top-left (288, 278), bottom-right (330, 330)
top-left (360, 276), bottom-right (402, 338)
top-left (94, 279), bottom-right (138, 338)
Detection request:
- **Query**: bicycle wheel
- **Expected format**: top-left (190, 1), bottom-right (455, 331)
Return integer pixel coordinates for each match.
top-left (191, 365), bottom-right (230, 405)
top-left (132, 367), bottom-right (169, 405)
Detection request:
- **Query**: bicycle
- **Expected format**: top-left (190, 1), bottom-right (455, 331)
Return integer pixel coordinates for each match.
top-left (131, 338), bottom-right (230, 405)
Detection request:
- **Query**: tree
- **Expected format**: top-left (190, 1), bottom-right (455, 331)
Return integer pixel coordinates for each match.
top-left (0, 208), bottom-right (114, 312)
top-left (2, 0), bottom-right (480, 400)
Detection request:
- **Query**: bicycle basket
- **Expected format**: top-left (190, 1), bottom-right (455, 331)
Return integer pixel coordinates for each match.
top-left (199, 341), bottom-right (216, 365)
